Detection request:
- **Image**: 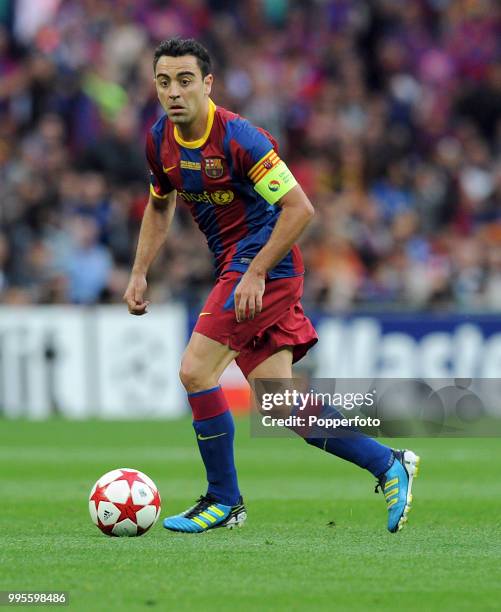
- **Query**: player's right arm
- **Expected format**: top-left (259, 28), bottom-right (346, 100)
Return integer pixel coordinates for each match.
top-left (123, 189), bottom-right (176, 315)
top-left (124, 128), bottom-right (176, 315)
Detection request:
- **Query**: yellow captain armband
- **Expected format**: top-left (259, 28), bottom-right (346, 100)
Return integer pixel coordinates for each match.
top-left (252, 159), bottom-right (298, 204)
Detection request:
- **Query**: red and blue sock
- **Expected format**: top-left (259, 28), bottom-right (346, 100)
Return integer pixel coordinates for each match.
top-left (188, 385), bottom-right (241, 506)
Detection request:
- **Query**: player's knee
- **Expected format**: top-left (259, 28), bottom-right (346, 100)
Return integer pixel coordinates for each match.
top-left (179, 360), bottom-right (212, 393)
top-left (179, 361), bottom-right (198, 391)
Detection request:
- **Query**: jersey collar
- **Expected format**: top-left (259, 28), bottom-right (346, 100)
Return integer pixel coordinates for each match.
top-left (173, 98), bottom-right (216, 149)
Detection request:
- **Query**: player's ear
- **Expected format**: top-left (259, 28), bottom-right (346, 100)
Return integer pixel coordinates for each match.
top-left (204, 73), bottom-right (213, 95)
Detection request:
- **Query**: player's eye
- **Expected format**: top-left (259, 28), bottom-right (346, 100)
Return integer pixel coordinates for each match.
top-left (181, 79), bottom-right (191, 86)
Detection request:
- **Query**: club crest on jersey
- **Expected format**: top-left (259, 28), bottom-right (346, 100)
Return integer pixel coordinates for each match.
top-left (204, 157), bottom-right (224, 178)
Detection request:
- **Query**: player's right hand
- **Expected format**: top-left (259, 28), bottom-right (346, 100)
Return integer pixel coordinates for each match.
top-left (123, 273), bottom-right (150, 315)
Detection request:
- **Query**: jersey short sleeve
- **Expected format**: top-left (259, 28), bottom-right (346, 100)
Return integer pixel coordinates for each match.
top-left (229, 120), bottom-right (297, 205)
top-left (145, 130), bottom-right (173, 199)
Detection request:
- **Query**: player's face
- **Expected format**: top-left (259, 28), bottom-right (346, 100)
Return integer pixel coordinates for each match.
top-left (154, 55), bottom-right (213, 125)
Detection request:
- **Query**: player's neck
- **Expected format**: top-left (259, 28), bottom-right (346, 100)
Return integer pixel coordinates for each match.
top-left (176, 99), bottom-right (210, 143)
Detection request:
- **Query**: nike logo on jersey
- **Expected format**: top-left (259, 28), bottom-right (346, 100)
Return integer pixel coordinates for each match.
top-left (199, 312), bottom-right (212, 317)
top-left (197, 432), bottom-right (227, 441)
top-left (163, 164), bottom-right (177, 173)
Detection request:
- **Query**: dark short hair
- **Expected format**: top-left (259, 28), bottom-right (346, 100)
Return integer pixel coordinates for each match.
top-left (153, 38), bottom-right (211, 77)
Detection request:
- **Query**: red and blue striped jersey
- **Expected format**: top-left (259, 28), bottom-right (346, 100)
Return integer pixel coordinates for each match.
top-left (145, 99), bottom-right (304, 279)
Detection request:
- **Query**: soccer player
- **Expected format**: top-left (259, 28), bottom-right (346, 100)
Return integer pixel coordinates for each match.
top-left (123, 38), bottom-right (420, 534)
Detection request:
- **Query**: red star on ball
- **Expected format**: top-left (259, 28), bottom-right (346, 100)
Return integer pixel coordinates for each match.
top-left (151, 488), bottom-right (161, 511)
top-left (116, 470), bottom-right (146, 488)
top-left (97, 520), bottom-right (114, 535)
top-left (113, 500), bottom-right (145, 523)
top-left (90, 484), bottom-right (109, 506)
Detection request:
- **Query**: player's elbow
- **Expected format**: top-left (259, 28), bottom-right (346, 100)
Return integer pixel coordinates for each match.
top-left (280, 186), bottom-right (314, 223)
top-left (303, 199), bottom-right (315, 222)
top-left (298, 197), bottom-right (315, 228)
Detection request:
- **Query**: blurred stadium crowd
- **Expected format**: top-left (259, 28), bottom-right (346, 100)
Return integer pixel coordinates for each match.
top-left (0, 0), bottom-right (500, 311)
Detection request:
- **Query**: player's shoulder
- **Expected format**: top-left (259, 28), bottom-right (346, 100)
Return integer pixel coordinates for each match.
top-left (215, 104), bottom-right (264, 134)
top-left (214, 103), bottom-right (241, 125)
top-left (149, 113), bottom-right (169, 143)
top-left (214, 104), bottom-right (277, 150)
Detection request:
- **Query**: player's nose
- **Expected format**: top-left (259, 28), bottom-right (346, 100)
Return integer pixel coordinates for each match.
top-left (168, 85), bottom-right (181, 98)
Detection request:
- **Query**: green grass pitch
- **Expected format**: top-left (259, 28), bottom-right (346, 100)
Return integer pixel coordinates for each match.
top-left (1, 418), bottom-right (500, 611)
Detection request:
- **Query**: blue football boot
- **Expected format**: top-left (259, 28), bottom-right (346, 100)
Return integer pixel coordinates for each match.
top-left (375, 449), bottom-right (420, 533)
top-left (163, 494), bottom-right (247, 533)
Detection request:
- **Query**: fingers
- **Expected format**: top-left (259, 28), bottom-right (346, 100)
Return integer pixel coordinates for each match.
top-left (128, 299), bottom-right (150, 316)
top-left (235, 290), bottom-right (247, 323)
top-left (133, 284), bottom-right (145, 306)
top-left (123, 286), bottom-right (150, 316)
top-left (234, 292), bottom-right (239, 322)
top-left (235, 292), bottom-right (260, 321)
top-left (255, 292), bottom-right (263, 316)
top-left (247, 294), bottom-right (256, 320)
top-left (234, 275), bottom-right (265, 322)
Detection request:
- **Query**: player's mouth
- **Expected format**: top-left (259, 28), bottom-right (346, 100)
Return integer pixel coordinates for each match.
top-left (169, 105), bottom-right (185, 113)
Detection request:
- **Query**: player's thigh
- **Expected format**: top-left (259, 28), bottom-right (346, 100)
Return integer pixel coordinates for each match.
top-left (247, 348), bottom-right (293, 416)
top-left (180, 331), bottom-right (239, 391)
top-left (247, 347), bottom-right (293, 380)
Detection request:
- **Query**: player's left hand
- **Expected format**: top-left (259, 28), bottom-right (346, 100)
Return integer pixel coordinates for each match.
top-left (234, 271), bottom-right (265, 322)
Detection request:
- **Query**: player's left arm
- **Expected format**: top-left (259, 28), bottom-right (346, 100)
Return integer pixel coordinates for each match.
top-left (234, 183), bottom-right (314, 322)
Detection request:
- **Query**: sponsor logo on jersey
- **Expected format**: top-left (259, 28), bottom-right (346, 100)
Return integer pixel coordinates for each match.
top-left (212, 190), bottom-right (234, 204)
top-left (178, 189), bottom-right (234, 205)
top-left (268, 180), bottom-right (280, 192)
top-left (163, 161), bottom-right (202, 172)
top-left (180, 160), bottom-right (201, 171)
top-left (204, 157), bottom-right (224, 178)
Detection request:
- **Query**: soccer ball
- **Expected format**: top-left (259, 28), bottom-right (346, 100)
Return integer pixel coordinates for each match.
top-left (89, 468), bottom-right (161, 537)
